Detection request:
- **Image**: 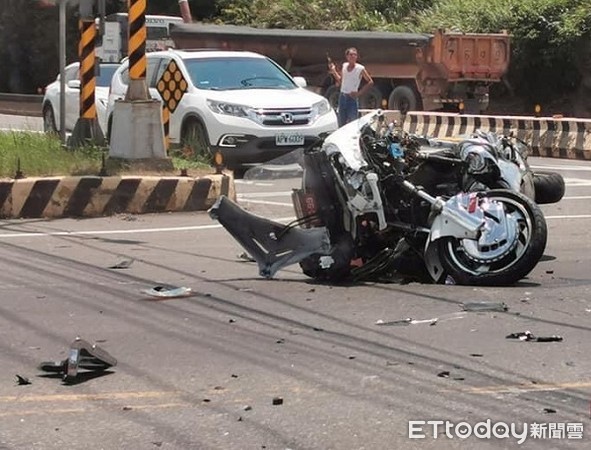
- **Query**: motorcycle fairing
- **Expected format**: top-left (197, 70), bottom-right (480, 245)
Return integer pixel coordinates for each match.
top-left (209, 195), bottom-right (331, 278)
top-left (428, 193), bottom-right (485, 242)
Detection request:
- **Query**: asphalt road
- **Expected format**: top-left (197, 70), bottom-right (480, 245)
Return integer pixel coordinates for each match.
top-left (0, 155), bottom-right (590, 449)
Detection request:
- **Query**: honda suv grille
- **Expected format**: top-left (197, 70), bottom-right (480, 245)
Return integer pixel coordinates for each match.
top-left (260, 108), bottom-right (312, 126)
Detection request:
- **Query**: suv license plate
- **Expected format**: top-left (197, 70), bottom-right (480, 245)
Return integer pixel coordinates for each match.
top-left (275, 133), bottom-right (304, 146)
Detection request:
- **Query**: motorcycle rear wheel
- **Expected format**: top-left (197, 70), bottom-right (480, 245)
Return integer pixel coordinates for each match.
top-left (438, 190), bottom-right (547, 286)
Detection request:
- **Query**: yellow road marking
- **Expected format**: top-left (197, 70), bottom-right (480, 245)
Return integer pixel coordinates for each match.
top-left (441, 380), bottom-right (591, 394)
top-left (0, 391), bottom-right (180, 403)
top-left (0, 408), bottom-right (85, 417)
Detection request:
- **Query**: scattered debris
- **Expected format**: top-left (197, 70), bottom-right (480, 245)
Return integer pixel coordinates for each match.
top-left (237, 252), bottom-right (256, 262)
top-left (202, 398), bottom-right (211, 403)
top-left (108, 258), bottom-right (134, 269)
top-left (272, 397), bottom-right (284, 406)
top-left (545, 270), bottom-right (554, 274)
top-left (470, 354), bottom-right (484, 358)
top-left (243, 405), bottom-right (252, 411)
top-left (231, 374), bottom-right (239, 378)
top-left (376, 317), bottom-right (438, 326)
top-left (506, 331), bottom-right (563, 342)
top-left (15, 374), bottom-right (31, 385)
top-left (543, 408), bottom-right (557, 414)
top-left (38, 337), bottom-right (117, 384)
top-left (437, 371), bottom-right (451, 378)
top-left (348, 355), bottom-right (356, 360)
top-left (122, 406), bottom-right (132, 411)
top-left (276, 338), bottom-right (285, 344)
top-left (141, 285), bottom-right (192, 299)
top-left (376, 311), bottom-right (466, 326)
top-left (462, 302), bottom-right (508, 312)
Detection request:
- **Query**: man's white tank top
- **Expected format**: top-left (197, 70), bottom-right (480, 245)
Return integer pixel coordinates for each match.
top-left (340, 63), bottom-right (365, 94)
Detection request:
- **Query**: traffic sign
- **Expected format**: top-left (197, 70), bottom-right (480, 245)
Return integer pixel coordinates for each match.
top-left (156, 60), bottom-right (188, 113)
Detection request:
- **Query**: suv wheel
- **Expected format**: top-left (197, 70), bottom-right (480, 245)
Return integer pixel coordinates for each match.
top-left (43, 104), bottom-right (58, 134)
top-left (181, 119), bottom-right (212, 162)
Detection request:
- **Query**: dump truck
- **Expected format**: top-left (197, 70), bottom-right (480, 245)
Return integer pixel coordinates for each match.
top-left (170, 23), bottom-right (510, 113)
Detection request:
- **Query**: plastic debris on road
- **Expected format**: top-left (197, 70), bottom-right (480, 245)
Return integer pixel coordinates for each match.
top-left (462, 302), bottom-right (509, 312)
top-left (38, 337), bottom-right (117, 384)
top-left (15, 374), bottom-right (31, 385)
top-left (375, 311), bottom-right (466, 327)
top-left (506, 331), bottom-right (563, 342)
top-left (108, 258), bottom-right (135, 269)
top-left (141, 285), bottom-right (193, 298)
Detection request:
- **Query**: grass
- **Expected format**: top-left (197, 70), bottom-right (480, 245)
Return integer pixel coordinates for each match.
top-left (0, 131), bottom-right (214, 179)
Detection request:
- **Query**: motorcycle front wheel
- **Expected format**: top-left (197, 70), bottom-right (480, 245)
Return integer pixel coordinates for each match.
top-left (438, 190), bottom-right (547, 286)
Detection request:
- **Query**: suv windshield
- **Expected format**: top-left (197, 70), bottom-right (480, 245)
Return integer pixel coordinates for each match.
top-left (183, 57), bottom-right (296, 91)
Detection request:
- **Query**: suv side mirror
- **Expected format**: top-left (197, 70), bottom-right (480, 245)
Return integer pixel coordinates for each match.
top-left (67, 79), bottom-right (81, 90)
top-left (293, 76), bottom-right (307, 88)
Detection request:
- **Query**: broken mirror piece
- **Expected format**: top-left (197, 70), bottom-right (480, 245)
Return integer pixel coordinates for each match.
top-left (38, 337), bottom-right (117, 383)
top-left (142, 285), bottom-right (193, 298)
top-left (108, 258), bottom-right (135, 269)
top-left (462, 302), bottom-right (509, 312)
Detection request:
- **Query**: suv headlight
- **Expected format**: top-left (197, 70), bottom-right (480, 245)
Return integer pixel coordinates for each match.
top-left (310, 99), bottom-right (331, 121)
top-left (207, 99), bottom-right (264, 124)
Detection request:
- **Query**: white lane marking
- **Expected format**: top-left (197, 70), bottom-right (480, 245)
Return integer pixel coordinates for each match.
top-left (545, 215), bottom-right (591, 219)
top-left (238, 199), bottom-right (293, 207)
top-left (1, 211), bottom-right (590, 239)
top-left (531, 164), bottom-right (591, 171)
top-left (0, 217), bottom-right (297, 239)
top-left (237, 191), bottom-right (292, 198)
top-left (562, 196), bottom-right (591, 200)
top-left (564, 179), bottom-right (591, 186)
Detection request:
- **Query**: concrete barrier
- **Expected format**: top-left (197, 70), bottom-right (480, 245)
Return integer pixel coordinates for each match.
top-left (0, 173), bottom-right (234, 219)
top-left (403, 111), bottom-right (591, 160)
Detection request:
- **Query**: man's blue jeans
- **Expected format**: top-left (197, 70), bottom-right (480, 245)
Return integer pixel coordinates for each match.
top-left (338, 93), bottom-right (358, 127)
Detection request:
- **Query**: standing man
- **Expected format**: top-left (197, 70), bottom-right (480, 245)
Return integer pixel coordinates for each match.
top-left (328, 47), bottom-right (374, 126)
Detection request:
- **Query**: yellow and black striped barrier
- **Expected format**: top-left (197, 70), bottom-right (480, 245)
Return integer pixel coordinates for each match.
top-left (126, 0), bottom-right (148, 100)
top-left (69, 9), bottom-right (104, 148)
top-left (79, 19), bottom-right (96, 120)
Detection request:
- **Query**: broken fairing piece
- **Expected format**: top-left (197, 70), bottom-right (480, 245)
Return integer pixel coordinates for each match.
top-left (375, 318), bottom-right (437, 326)
top-left (142, 286), bottom-right (193, 298)
top-left (462, 302), bottom-right (509, 312)
top-left (505, 331), bottom-right (563, 342)
top-left (108, 258), bottom-right (135, 269)
top-left (209, 196), bottom-right (331, 278)
top-left (375, 312), bottom-right (466, 326)
top-left (38, 337), bottom-right (117, 383)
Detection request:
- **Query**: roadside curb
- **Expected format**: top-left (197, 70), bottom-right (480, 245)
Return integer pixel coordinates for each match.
top-left (0, 173), bottom-right (234, 219)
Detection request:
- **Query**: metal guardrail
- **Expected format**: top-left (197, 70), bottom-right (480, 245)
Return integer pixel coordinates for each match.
top-left (0, 93), bottom-right (43, 117)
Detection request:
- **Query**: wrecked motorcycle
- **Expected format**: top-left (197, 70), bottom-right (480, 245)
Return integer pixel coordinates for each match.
top-left (210, 110), bottom-right (548, 285)
top-left (417, 129), bottom-right (564, 205)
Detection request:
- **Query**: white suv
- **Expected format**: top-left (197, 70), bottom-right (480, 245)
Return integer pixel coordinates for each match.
top-left (106, 49), bottom-right (338, 170)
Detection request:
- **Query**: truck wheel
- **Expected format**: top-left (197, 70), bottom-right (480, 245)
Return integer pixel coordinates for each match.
top-left (181, 119), bottom-right (212, 163)
top-left (388, 86), bottom-right (418, 113)
top-left (533, 171), bottom-right (565, 204)
top-left (360, 86), bottom-right (383, 110)
top-left (324, 85), bottom-right (340, 110)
